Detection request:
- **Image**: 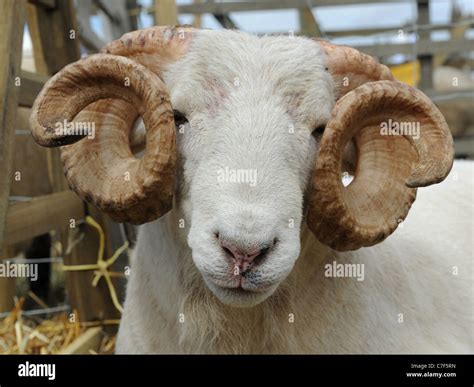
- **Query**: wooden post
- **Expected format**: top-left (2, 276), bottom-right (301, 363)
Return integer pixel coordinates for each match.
top-left (298, 6), bottom-right (322, 37)
top-left (192, 0), bottom-right (203, 28)
top-left (213, 14), bottom-right (238, 29)
top-left (26, 1), bottom-right (79, 192)
top-left (0, 0), bottom-right (26, 312)
top-left (66, 207), bottom-right (122, 323)
top-left (60, 326), bottom-right (102, 354)
top-left (126, 0), bottom-right (139, 31)
top-left (0, 247), bottom-right (16, 312)
top-left (5, 192), bottom-right (84, 245)
top-left (26, 0), bottom-right (123, 323)
top-left (96, 0), bottom-right (131, 40)
top-left (417, 0), bottom-right (433, 90)
top-left (26, 0), bottom-right (80, 75)
top-left (155, 0), bottom-right (178, 26)
top-left (0, 0), bottom-right (26, 249)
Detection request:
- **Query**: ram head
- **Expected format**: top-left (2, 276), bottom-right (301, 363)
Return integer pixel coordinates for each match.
top-left (30, 27), bottom-right (453, 306)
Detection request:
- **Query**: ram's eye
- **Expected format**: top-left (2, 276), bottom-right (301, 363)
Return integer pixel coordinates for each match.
top-left (173, 110), bottom-right (188, 128)
top-left (312, 124), bottom-right (326, 136)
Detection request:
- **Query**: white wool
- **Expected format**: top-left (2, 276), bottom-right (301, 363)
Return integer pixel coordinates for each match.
top-left (116, 30), bottom-right (473, 354)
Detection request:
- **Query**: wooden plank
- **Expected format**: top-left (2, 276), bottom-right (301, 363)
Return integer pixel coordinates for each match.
top-left (427, 88), bottom-right (474, 103)
top-left (4, 191), bottom-right (84, 245)
top-left (213, 14), bottom-right (238, 29)
top-left (155, 0), bottom-right (178, 25)
top-left (435, 7), bottom-right (471, 67)
top-left (26, 0), bottom-right (79, 193)
top-left (11, 107), bottom-right (53, 199)
top-left (0, 246), bottom-right (16, 312)
top-left (326, 21), bottom-right (474, 37)
top-left (15, 106), bottom-right (32, 131)
top-left (26, 4), bottom-right (47, 74)
top-left (28, 0), bottom-right (56, 10)
top-left (126, 0), bottom-right (139, 31)
top-left (0, 0), bottom-right (25, 311)
top-left (79, 31), bottom-right (103, 53)
top-left (93, 0), bottom-right (131, 40)
top-left (27, 0), bottom-right (124, 324)
top-left (25, 0), bottom-right (80, 76)
top-left (0, 0), bottom-right (26, 250)
top-left (192, 0), bottom-right (203, 28)
top-left (178, 0), bottom-right (409, 14)
top-left (76, 0), bottom-right (106, 53)
top-left (60, 327), bottom-right (102, 354)
top-left (299, 6), bottom-right (322, 37)
top-left (18, 71), bottom-right (48, 107)
top-left (0, 279), bottom-right (15, 312)
top-left (263, 20), bottom-right (474, 38)
top-left (66, 205), bottom-right (123, 324)
top-left (353, 38), bottom-right (472, 58)
top-left (93, 0), bottom-right (120, 24)
top-left (417, 0), bottom-right (432, 90)
top-left (27, 0), bottom-right (125, 325)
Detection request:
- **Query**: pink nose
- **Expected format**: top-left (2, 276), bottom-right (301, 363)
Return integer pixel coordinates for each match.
top-left (220, 239), bottom-right (270, 273)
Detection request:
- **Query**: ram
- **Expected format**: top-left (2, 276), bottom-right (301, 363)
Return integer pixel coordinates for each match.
top-left (30, 27), bottom-right (472, 354)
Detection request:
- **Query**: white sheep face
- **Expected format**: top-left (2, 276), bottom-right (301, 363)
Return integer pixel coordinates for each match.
top-left (163, 30), bottom-right (335, 307)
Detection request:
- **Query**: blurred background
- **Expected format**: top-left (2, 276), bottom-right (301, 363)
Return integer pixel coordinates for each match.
top-left (0, 0), bottom-right (472, 354)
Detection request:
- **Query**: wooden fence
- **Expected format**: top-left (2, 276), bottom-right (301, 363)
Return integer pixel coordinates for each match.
top-left (0, 0), bottom-right (124, 324)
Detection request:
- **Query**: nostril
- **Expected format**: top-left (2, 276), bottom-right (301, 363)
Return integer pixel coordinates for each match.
top-left (250, 247), bottom-right (269, 268)
top-left (222, 246), bottom-right (233, 258)
top-left (218, 236), bottom-right (275, 271)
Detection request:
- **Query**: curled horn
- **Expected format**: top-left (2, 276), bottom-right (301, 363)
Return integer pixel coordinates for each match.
top-left (307, 41), bottom-right (454, 251)
top-left (30, 27), bottom-right (196, 223)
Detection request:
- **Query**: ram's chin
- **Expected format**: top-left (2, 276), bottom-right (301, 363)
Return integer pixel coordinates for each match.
top-left (205, 279), bottom-right (278, 308)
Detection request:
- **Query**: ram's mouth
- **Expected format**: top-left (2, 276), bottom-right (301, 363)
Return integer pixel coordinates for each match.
top-left (218, 283), bottom-right (272, 294)
top-left (201, 275), bottom-right (277, 306)
top-left (205, 273), bottom-right (275, 294)
top-left (212, 284), bottom-right (275, 307)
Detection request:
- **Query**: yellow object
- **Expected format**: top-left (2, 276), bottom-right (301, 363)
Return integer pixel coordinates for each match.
top-left (63, 216), bottom-right (129, 314)
top-left (390, 61), bottom-right (420, 86)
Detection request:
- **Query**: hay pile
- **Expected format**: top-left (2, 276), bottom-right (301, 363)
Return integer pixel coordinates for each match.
top-left (0, 298), bottom-right (116, 354)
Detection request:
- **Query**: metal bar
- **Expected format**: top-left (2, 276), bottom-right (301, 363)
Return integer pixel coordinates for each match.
top-left (427, 89), bottom-right (474, 103)
top-left (178, 0), bottom-right (411, 14)
top-left (325, 20), bottom-right (474, 37)
top-left (9, 196), bottom-right (33, 202)
top-left (0, 304), bottom-right (70, 318)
